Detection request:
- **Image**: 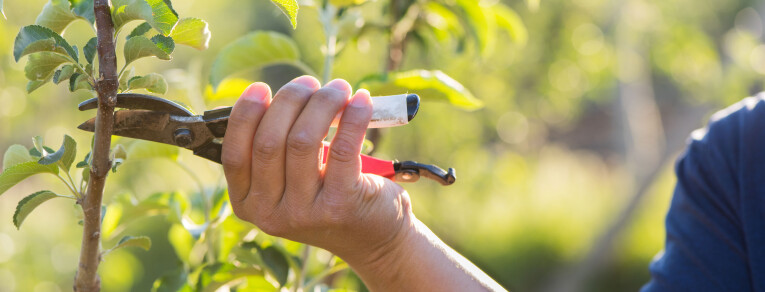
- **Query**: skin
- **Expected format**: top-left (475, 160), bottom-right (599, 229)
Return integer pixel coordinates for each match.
top-left (222, 75), bottom-right (506, 291)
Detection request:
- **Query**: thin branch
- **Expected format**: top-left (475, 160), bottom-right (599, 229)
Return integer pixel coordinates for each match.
top-left (73, 0), bottom-right (119, 291)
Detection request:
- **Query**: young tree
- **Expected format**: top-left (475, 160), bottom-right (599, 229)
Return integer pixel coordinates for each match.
top-left (0, 0), bottom-right (524, 290)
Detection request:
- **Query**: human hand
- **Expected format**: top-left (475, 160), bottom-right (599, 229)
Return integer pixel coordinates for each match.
top-left (222, 76), bottom-right (413, 263)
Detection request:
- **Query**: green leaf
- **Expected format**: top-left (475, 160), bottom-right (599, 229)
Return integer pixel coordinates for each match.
top-left (101, 202), bottom-right (122, 239)
top-left (119, 67), bottom-right (136, 91)
top-left (27, 80), bottom-right (50, 93)
top-left (18, 39), bottom-right (71, 60)
top-left (35, 0), bottom-right (78, 33)
top-left (76, 151), bottom-right (90, 168)
top-left (494, 4), bottom-right (527, 46)
top-left (35, 0), bottom-right (94, 32)
top-left (111, 0), bottom-right (178, 35)
top-left (152, 268), bottom-right (190, 292)
top-left (259, 246), bottom-right (290, 287)
top-left (360, 70), bottom-right (483, 110)
top-left (3, 145), bottom-right (34, 170)
top-left (53, 64), bottom-right (75, 84)
top-left (111, 144), bottom-right (127, 173)
top-left (123, 35), bottom-right (173, 66)
top-left (196, 263), bottom-right (262, 292)
top-left (423, 2), bottom-right (466, 42)
top-left (25, 52), bottom-right (73, 81)
top-left (83, 37), bottom-right (97, 64)
top-left (209, 31), bottom-right (302, 88)
top-left (39, 135), bottom-right (76, 171)
top-left (270, 0), bottom-right (298, 29)
top-left (127, 22), bottom-right (152, 40)
top-left (203, 78), bottom-right (252, 101)
top-left (68, 72), bottom-right (92, 92)
top-left (169, 18), bottom-right (210, 50)
top-left (127, 73), bottom-right (168, 94)
top-left (113, 235), bottom-right (152, 251)
top-left (167, 224), bottom-right (193, 261)
top-left (121, 192), bottom-right (188, 225)
top-left (0, 161), bottom-right (59, 196)
top-left (13, 190), bottom-right (68, 229)
top-left (70, 0), bottom-right (95, 24)
top-left (150, 34), bottom-right (175, 54)
top-left (456, 0), bottom-right (495, 56)
top-left (329, 0), bottom-right (367, 7)
top-left (32, 136), bottom-right (45, 155)
top-left (14, 25), bottom-right (78, 62)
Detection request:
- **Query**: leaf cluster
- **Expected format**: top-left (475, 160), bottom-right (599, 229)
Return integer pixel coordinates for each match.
top-left (13, 0), bottom-right (211, 95)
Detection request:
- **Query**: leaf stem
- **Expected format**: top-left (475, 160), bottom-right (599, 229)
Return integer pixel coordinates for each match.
top-left (64, 170), bottom-right (80, 194)
top-left (319, 4), bottom-right (338, 84)
top-left (56, 174), bottom-right (80, 198)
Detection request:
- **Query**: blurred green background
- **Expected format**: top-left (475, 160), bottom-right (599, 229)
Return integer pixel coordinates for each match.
top-left (2, 0), bottom-right (765, 291)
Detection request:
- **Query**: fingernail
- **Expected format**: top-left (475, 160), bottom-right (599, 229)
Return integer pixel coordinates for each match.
top-left (292, 75), bottom-right (319, 88)
top-left (242, 82), bottom-right (270, 103)
top-left (349, 91), bottom-right (370, 108)
top-left (326, 79), bottom-right (351, 94)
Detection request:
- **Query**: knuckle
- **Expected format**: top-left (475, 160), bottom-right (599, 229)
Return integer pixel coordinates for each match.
top-left (276, 83), bottom-right (314, 104)
top-left (313, 87), bottom-right (349, 105)
top-left (287, 131), bottom-right (317, 157)
top-left (329, 136), bottom-right (358, 163)
top-left (339, 117), bottom-right (368, 134)
top-left (221, 146), bottom-right (245, 170)
top-left (252, 138), bottom-right (281, 160)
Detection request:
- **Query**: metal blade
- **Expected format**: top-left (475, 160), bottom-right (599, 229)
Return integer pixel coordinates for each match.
top-left (78, 110), bottom-right (176, 146)
top-left (78, 110), bottom-right (213, 149)
top-left (78, 93), bottom-right (194, 116)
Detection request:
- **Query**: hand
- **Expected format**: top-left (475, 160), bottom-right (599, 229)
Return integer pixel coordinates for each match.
top-left (222, 76), bottom-right (413, 263)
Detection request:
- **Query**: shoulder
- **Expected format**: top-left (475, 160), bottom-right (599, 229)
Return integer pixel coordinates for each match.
top-left (691, 94), bottom-right (765, 149)
top-left (682, 94), bottom-right (765, 174)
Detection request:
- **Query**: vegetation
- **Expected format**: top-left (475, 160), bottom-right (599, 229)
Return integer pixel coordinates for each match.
top-left (0, 0), bottom-right (763, 291)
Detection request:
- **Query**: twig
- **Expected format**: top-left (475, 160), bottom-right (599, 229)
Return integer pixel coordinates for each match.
top-left (73, 0), bottom-right (119, 291)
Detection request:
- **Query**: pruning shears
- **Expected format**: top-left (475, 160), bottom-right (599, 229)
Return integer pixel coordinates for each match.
top-left (77, 93), bottom-right (456, 185)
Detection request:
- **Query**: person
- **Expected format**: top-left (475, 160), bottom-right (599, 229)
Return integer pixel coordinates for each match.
top-left (223, 74), bottom-right (762, 291)
top-left (221, 76), bottom-right (506, 291)
top-left (640, 94), bottom-right (765, 291)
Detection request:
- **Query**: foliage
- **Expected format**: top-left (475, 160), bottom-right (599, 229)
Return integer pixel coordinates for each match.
top-left (6, 0), bottom-right (750, 290)
top-left (3, 0), bottom-right (515, 289)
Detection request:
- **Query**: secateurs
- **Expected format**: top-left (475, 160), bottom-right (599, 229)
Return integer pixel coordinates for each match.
top-left (77, 93), bottom-right (456, 185)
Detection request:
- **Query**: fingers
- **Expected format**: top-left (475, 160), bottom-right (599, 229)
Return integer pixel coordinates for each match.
top-left (250, 76), bottom-right (322, 208)
top-left (285, 79), bottom-right (353, 204)
top-left (323, 89), bottom-right (373, 194)
top-left (222, 83), bottom-right (271, 204)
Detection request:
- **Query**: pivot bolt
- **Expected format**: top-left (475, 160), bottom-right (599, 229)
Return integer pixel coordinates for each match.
top-left (174, 128), bottom-right (194, 147)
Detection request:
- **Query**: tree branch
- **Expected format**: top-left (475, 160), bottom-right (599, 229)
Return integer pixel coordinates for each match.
top-left (74, 0), bottom-right (118, 291)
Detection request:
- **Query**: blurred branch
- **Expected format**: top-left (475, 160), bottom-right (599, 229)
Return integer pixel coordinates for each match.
top-left (544, 1), bottom-right (668, 290)
top-left (74, 0), bottom-right (118, 291)
top-left (369, 0), bottom-right (420, 155)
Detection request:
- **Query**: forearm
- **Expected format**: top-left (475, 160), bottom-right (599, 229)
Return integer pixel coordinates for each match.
top-left (344, 216), bottom-right (506, 291)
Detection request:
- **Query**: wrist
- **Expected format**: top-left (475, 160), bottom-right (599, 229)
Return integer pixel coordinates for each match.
top-left (340, 212), bottom-right (423, 288)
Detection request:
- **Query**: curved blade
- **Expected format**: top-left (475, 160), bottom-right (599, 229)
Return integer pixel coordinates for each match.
top-left (78, 93), bottom-right (194, 116)
top-left (78, 110), bottom-right (177, 146)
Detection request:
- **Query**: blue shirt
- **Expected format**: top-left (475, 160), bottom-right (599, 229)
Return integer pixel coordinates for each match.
top-left (642, 95), bottom-right (765, 291)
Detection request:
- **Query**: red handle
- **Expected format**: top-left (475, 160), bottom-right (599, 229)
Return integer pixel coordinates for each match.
top-left (321, 142), bottom-right (396, 179)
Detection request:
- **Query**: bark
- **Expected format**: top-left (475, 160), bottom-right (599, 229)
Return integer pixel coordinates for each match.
top-left (73, 0), bottom-right (118, 291)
